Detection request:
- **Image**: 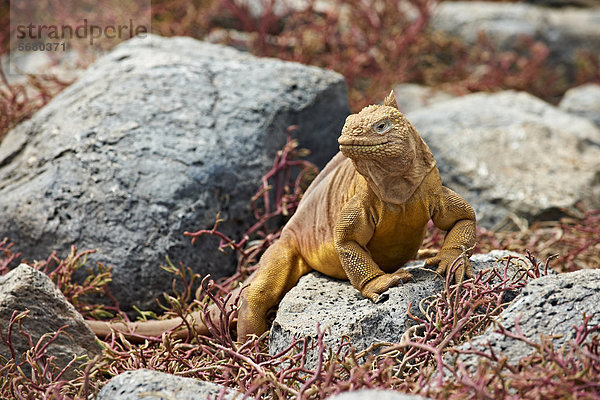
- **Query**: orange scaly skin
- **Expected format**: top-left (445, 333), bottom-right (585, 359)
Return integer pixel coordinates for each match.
top-left (88, 91), bottom-right (476, 341)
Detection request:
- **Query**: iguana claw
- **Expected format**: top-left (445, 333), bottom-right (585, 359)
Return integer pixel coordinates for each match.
top-left (425, 249), bottom-right (474, 284)
top-left (361, 270), bottom-right (413, 302)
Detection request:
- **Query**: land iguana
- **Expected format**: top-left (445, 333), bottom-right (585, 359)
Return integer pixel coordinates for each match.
top-left (88, 91), bottom-right (476, 341)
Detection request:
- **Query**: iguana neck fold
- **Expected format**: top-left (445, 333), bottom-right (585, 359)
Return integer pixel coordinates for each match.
top-left (352, 154), bottom-right (436, 204)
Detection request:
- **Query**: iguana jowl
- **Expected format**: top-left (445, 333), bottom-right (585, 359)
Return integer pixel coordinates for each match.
top-left (88, 91), bottom-right (476, 340)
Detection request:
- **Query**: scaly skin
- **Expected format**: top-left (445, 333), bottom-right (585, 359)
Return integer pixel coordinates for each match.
top-left (88, 91), bottom-right (476, 342)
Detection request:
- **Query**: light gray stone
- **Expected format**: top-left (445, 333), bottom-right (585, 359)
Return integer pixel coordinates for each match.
top-left (452, 269), bottom-right (600, 368)
top-left (327, 390), bottom-right (431, 400)
top-left (407, 90), bottom-right (600, 228)
top-left (392, 84), bottom-right (456, 114)
top-left (559, 83), bottom-right (600, 127)
top-left (430, 2), bottom-right (600, 76)
top-left (0, 264), bottom-right (102, 378)
top-left (269, 251), bottom-right (535, 366)
top-left (0, 34), bottom-right (350, 312)
top-left (97, 369), bottom-right (236, 400)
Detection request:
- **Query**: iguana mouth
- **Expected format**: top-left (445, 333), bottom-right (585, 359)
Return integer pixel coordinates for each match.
top-left (339, 141), bottom-right (390, 153)
top-left (338, 137), bottom-right (389, 146)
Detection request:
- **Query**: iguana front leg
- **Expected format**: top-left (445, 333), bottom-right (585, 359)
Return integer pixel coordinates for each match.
top-left (334, 195), bottom-right (411, 302)
top-left (426, 186), bottom-right (477, 283)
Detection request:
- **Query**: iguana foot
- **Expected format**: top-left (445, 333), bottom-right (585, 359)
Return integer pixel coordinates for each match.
top-left (237, 297), bottom-right (269, 340)
top-left (361, 270), bottom-right (412, 302)
top-left (425, 249), bottom-right (474, 284)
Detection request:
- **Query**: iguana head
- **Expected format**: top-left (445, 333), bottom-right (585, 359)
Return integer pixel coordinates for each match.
top-left (338, 91), bottom-right (436, 203)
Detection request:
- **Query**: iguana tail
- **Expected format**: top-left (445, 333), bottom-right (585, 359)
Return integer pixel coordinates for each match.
top-left (86, 309), bottom-right (212, 343)
top-left (87, 278), bottom-right (249, 343)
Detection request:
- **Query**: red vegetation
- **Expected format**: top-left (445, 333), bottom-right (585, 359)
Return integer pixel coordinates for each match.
top-left (0, 0), bottom-right (599, 398)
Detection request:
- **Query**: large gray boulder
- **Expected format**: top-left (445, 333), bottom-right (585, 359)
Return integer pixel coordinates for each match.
top-left (97, 369), bottom-right (236, 400)
top-left (430, 2), bottom-right (600, 76)
top-left (406, 90), bottom-right (600, 228)
top-left (0, 34), bottom-right (349, 311)
top-left (0, 264), bottom-right (102, 379)
top-left (269, 251), bottom-right (534, 366)
top-left (452, 269), bottom-right (600, 369)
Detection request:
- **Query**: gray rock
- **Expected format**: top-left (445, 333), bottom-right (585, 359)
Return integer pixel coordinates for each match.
top-left (559, 83), bottom-right (600, 127)
top-left (269, 251), bottom-right (534, 366)
top-left (327, 390), bottom-right (431, 400)
top-left (97, 369), bottom-right (235, 400)
top-left (392, 84), bottom-right (456, 114)
top-left (430, 2), bottom-right (600, 76)
top-left (452, 269), bottom-right (600, 368)
top-left (0, 34), bottom-right (350, 311)
top-left (0, 264), bottom-right (102, 378)
top-left (407, 90), bottom-right (600, 229)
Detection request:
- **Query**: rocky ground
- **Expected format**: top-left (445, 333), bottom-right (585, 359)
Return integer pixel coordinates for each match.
top-left (0, 0), bottom-right (599, 398)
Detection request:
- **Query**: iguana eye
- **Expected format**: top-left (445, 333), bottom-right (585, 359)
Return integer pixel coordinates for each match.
top-left (373, 119), bottom-right (392, 134)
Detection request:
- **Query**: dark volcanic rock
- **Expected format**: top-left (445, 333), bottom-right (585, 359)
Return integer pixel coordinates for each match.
top-left (0, 34), bottom-right (349, 311)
